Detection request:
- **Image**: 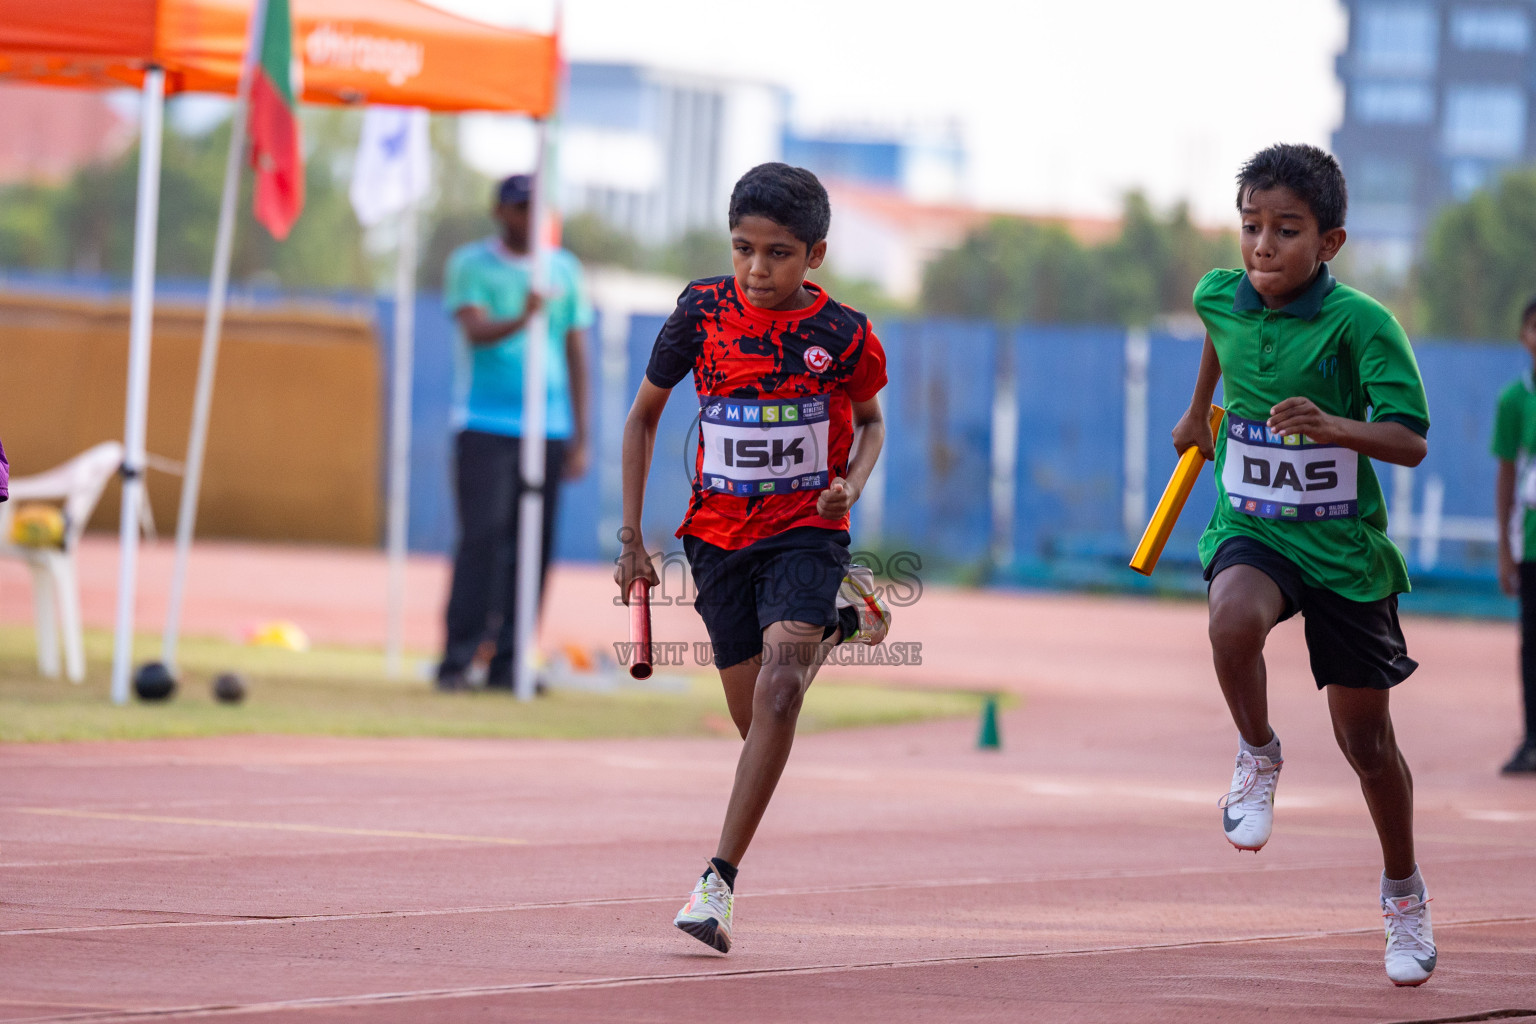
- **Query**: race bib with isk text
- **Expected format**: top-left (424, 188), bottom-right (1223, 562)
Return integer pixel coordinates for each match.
top-left (1221, 413), bottom-right (1358, 521)
top-left (699, 395), bottom-right (831, 496)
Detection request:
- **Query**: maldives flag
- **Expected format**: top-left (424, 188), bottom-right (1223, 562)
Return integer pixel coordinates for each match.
top-left (249, 0), bottom-right (304, 239)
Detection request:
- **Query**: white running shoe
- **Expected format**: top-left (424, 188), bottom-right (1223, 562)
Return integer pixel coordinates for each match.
top-left (1218, 750), bottom-right (1282, 852)
top-left (673, 866), bottom-right (733, 953)
top-left (1383, 889), bottom-right (1436, 986)
top-left (837, 564), bottom-right (891, 645)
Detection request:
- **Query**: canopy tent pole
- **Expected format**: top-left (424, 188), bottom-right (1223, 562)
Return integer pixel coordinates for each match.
top-left (109, 65), bottom-right (168, 705)
top-left (512, 116), bottom-right (553, 703)
top-left (162, 0), bottom-right (270, 672)
top-left (384, 200), bottom-right (419, 677)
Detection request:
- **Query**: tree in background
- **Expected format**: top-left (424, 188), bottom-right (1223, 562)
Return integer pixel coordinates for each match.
top-left (2, 128), bottom-right (1236, 328)
top-left (1419, 169), bottom-right (1536, 340)
top-left (920, 192), bottom-right (1238, 326)
top-left (0, 102), bottom-right (496, 293)
top-left (0, 180), bottom-right (68, 270)
top-left (415, 115), bottom-right (497, 290)
top-left (921, 218), bottom-right (1101, 323)
top-left (560, 211), bottom-right (644, 271)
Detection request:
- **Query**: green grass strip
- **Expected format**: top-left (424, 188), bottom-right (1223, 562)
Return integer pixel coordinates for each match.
top-left (0, 626), bottom-right (991, 743)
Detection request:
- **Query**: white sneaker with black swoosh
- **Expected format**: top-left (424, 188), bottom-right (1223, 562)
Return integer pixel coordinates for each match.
top-left (1218, 750), bottom-right (1282, 852)
top-left (1383, 889), bottom-right (1436, 986)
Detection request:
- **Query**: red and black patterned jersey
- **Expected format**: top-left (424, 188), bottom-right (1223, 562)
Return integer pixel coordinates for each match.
top-left (645, 276), bottom-right (887, 549)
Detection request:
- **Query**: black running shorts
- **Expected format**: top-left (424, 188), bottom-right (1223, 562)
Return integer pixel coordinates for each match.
top-left (683, 526), bottom-right (850, 670)
top-left (1204, 535), bottom-right (1418, 690)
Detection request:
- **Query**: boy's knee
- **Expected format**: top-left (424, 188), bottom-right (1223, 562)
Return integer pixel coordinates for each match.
top-left (755, 667), bottom-right (808, 721)
top-left (1334, 719), bottom-right (1396, 774)
top-left (1208, 603), bottom-right (1269, 657)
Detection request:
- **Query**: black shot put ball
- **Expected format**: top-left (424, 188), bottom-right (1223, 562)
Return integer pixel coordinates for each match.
top-left (212, 672), bottom-right (247, 704)
top-left (132, 661), bottom-right (177, 701)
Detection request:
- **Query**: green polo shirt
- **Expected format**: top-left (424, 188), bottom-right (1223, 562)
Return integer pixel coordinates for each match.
top-left (1193, 265), bottom-right (1430, 601)
top-left (1491, 372), bottom-right (1536, 560)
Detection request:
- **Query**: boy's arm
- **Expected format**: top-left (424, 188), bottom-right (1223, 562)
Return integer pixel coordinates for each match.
top-left (615, 379), bottom-right (669, 600)
top-left (1291, 314), bottom-right (1428, 467)
top-left (1171, 334), bottom-right (1221, 460)
top-left (1498, 459), bottom-right (1519, 596)
top-left (454, 295), bottom-right (544, 346)
top-left (1265, 400), bottom-right (1426, 466)
top-left (563, 326), bottom-right (590, 479)
top-left (817, 396), bottom-right (884, 519)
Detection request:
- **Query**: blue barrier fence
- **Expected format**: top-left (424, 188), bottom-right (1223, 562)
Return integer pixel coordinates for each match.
top-left (3, 270), bottom-right (1524, 613)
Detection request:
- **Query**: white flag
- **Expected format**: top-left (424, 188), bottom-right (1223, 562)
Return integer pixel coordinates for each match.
top-left (350, 106), bottom-right (432, 227)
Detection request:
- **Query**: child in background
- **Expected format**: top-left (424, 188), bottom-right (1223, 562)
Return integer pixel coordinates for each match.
top-left (1491, 297), bottom-right (1536, 774)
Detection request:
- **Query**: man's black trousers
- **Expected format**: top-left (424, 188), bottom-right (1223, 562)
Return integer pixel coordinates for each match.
top-left (439, 429), bottom-right (566, 687)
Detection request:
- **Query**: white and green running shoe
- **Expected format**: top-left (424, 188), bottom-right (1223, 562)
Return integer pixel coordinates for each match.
top-left (1218, 750), bottom-right (1282, 852)
top-left (1383, 889), bottom-right (1436, 986)
top-left (837, 564), bottom-right (891, 645)
top-left (674, 866), bottom-right (733, 953)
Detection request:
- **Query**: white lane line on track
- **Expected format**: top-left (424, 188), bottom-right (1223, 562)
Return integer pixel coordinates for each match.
top-left (1145, 818), bottom-right (1536, 848)
top-left (4, 848), bottom-right (1531, 938)
top-left (9, 915), bottom-right (1535, 1023)
top-left (1464, 809), bottom-right (1536, 823)
top-left (8, 809), bottom-right (528, 846)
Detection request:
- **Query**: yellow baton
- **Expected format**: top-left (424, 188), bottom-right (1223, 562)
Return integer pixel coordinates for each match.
top-left (1129, 404), bottom-right (1225, 577)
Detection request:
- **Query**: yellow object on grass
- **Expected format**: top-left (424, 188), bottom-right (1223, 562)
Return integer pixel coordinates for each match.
top-left (9, 504), bottom-right (66, 549)
top-left (246, 621), bottom-right (310, 651)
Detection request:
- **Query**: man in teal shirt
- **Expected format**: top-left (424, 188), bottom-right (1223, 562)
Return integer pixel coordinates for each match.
top-left (437, 174), bottom-right (594, 691)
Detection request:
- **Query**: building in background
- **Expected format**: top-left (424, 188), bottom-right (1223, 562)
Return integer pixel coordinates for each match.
top-left (561, 62), bottom-right (787, 246)
top-left (783, 121), bottom-right (967, 205)
top-left (1333, 0), bottom-right (1536, 280)
top-left (560, 61), bottom-right (980, 299)
top-left (561, 62), bottom-right (973, 257)
top-left (823, 183), bottom-right (1117, 302)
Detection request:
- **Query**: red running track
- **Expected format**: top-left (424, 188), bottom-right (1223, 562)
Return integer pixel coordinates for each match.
top-left (1, 540), bottom-right (1535, 1021)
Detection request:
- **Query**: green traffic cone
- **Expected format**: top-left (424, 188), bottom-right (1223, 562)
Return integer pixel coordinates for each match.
top-left (977, 694), bottom-right (1001, 750)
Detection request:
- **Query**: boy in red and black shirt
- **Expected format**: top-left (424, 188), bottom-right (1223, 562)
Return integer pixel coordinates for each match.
top-left (616, 163), bottom-right (891, 954)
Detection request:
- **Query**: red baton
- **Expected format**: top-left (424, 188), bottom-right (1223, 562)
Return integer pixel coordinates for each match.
top-left (628, 579), bottom-right (653, 680)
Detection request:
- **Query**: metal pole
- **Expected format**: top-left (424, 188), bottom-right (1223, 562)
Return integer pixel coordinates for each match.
top-left (110, 66), bottom-right (167, 705)
top-left (1122, 327), bottom-right (1151, 541)
top-left (989, 330), bottom-right (1017, 566)
top-left (162, 0), bottom-right (270, 672)
top-left (385, 200), bottom-right (419, 677)
top-left (512, 118), bottom-right (553, 702)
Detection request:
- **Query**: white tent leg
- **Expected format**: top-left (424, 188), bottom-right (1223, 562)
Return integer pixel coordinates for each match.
top-left (162, 0), bottom-right (268, 673)
top-left (385, 201), bottom-right (419, 677)
top-left (513, 118), bottom-right (553, 703)
top-left (31, 561), bottom-right (60, 679)
top-left (54, 553), bottom-right (85, 683)
top-left (110, 66), bottom-right (167, 706)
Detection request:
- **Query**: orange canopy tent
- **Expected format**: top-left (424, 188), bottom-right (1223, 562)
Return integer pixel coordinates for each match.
top-left (0, 0), bottom-right (558, 113)
top-left (0, 0), bottom-right (563, 702)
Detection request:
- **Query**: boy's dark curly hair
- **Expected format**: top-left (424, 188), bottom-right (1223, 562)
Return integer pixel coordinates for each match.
top-left (1236, 144), bottom-right (1348, 233)
top-left (728, 163), bottom-right (831, 247)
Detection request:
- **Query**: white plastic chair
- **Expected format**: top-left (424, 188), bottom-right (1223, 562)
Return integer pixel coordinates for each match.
top-left (0, 441), bottom-right (124, 682)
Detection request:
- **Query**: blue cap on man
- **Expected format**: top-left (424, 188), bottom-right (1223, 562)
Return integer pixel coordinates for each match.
top-left (497, 174), bottom-right (534, 206)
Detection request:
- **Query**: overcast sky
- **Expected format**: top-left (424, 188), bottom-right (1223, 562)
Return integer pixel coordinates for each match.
top-left (433, 0), bottom-right (1348, 225)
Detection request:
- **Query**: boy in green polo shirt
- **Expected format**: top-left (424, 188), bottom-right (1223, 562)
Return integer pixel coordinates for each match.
top-left (1171, 143), bottom-right (1436, 987)
top-left (1491, 296), bottom-right (1536, 775)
